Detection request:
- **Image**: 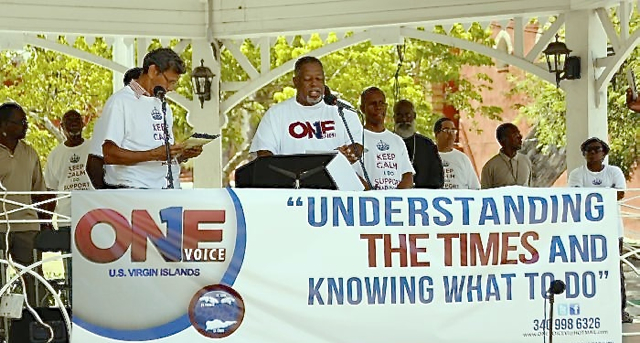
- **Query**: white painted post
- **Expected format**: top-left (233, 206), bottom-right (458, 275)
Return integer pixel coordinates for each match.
top-left (112, 37), bottom-right (135, 93)
top-left (563, 10), bottom-right (608, 173)
top-left (191, 39), bottom-right (222, 188)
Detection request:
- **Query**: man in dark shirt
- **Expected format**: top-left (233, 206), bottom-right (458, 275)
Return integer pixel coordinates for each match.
top-left (393, 100), bottom-right (444, 189)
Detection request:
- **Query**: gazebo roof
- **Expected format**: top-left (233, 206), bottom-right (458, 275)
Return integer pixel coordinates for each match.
top-left (0, 0), bottom-right (616, 39)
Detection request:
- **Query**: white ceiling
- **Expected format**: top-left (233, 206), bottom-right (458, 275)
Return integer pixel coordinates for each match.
top-left (0, 0), bottom-right (620, 39)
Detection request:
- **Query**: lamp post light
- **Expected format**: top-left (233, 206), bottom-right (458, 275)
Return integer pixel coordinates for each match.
top-left (543, 34), bottom-right (581, 87)
top-left (191, 59), bottom-right (215, 108)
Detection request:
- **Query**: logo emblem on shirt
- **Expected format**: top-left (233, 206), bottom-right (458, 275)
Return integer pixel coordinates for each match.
top-left (376, 140), bottom-right (390, 151)
top-left (70, 153), bottom-right (80, 164)
top-left (592, 179), bottom-right (603, 186)
top-left (288, 121), bottom-right (336, 139)
top-left (151, 107), bottom-right (163, 120)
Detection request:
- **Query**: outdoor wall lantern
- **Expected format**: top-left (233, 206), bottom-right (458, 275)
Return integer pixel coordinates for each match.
top-left (543, 34), bottom-right (581, 87)
top-left (191, 59), bottom-right (215, 108)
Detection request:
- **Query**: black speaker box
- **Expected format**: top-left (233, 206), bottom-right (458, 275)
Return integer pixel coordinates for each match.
top-left (9, 307), bottom-right (70, 343)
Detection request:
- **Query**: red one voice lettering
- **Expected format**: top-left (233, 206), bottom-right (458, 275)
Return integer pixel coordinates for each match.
top-left (75, 207), bottom-right (224, 263)
top-left (289, 120), bottom-right (336, 139)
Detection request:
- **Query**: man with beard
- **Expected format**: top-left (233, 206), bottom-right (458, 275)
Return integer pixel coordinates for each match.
top-left (480, 123), bottom-right (532, 188)
top-left (392, 100), bottom-right (443, 189)
top-left (250, 56), bottom-right (363, 163)
top-left (355, 87), bottom-right (413, 189)
top-left (0, 102), bottom-right (50, 307)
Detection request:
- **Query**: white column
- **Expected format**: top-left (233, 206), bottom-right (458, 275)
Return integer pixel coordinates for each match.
top-left (564, 10), bottom-right (608, 172)
top-left (112, 37), bottom-right (135, 92)
top-left (191, 39), bottom-right (222, 188)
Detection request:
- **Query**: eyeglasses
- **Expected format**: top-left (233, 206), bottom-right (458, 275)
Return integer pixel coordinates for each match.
top-left (583, 146), bottom-right (603, 154)
top-left (439, 128), bottom-right (458, 134)
top-left (160, 72), bottom-right (178, 88)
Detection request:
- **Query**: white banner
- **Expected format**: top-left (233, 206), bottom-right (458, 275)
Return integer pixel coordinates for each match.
top-left (71, 186), bottom-right (622, 343)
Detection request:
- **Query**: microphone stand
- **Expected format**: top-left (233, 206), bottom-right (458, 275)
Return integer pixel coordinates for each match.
top-left (160, 98), bottom-right (174, 189)
top-left (545, 280), bottom-right (564, 343)
top-left (548, 291), bottom-right (555, 343)
top-left (337, 106), bottom-right (373, 189)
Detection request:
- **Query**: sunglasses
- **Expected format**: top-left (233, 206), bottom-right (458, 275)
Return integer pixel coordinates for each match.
top-left (583, 146), bottom-right (603, 154)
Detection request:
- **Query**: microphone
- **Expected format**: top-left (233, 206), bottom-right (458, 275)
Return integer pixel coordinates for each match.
top-left (323, 86), bottom-right (357, 112)
top-left (545, 279), bottom-right (565, 343)
top-left (547, 280), bottom-right (566, 295)
top-left (153, 86), bottom-right (166, 100)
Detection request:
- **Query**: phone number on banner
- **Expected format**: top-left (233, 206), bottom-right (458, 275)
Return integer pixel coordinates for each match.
top-left (533, 317), bottom-right (601, 330)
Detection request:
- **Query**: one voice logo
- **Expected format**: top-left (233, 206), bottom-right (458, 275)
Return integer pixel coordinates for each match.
top-left (75, 207), bottom-right (227, 263)
top-left (189, 284), bottom-right (245, 338)
top-left (289, 120), bottom-right (336, 139)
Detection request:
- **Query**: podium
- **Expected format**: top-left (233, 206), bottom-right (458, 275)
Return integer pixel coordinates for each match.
top-left (235, 153), bottom-right (363, 190)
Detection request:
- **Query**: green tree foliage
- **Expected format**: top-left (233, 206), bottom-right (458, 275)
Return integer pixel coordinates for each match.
top-left (0, 36), bottom-right (113, 163)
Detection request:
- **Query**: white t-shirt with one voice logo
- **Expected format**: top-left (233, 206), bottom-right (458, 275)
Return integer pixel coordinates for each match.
top-left (250, 97), bottom-right (363, 155)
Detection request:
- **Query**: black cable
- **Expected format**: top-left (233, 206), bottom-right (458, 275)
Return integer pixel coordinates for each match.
top-left (337, 106), bottom-right (373, 189)
top-left (160, 99), bottom-right (174, 189)
top-left (393, 44), bottom-right (405, 105)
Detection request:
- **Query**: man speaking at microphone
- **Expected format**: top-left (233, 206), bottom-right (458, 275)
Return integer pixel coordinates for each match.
top-left (250, 56), bottom-right (363, 163)
top-left (90, 48), bottom-right (202, 189)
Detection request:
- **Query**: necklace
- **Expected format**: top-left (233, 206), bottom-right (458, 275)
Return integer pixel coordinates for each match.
top-left (409, 135), bottom-right (416, 164)
top-left (500, 153), bottom-right (519, 183)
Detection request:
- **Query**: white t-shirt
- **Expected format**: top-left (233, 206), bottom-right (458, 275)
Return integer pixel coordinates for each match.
top-left (249, 97), bottom-right (363, 155)
top-left (568, 164), bottom-right (626, 237)
top-left (45, 140), bottom-right (94, 226)
top-left (91, 86), bottom-right (181, 189)
top-left (354, 130), bottom-right (414, 190)
top-left (567, 164), bottom-right (626, 189)
top-left (439, 149), bottom-right (480, 190)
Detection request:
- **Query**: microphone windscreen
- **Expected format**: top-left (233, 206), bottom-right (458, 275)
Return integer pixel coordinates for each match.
top-left (323, 85), bottom-right (337, 106)
top-left (153, 86), bottom-right (166, 98)
top-left (548, 280), bottom-right (566, 295)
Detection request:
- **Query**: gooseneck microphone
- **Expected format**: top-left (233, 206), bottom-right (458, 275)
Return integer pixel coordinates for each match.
top-left (546, 280), bottom-right (565, 343)
top-left (154, 85), bottom-right (174, 189)
top-left (323, 86), bottom-right (358, 113)
top-left (153, 85), bottom-right (166, 100)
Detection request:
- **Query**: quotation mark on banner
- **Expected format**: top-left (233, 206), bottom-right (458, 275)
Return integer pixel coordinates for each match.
top-left (598, 271), bottom-right (609, 279)
top-left (287, 197), bottom-right (303, 207)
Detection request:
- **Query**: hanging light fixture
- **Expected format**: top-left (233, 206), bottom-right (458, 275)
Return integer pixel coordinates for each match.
top-left (191, 59), bottom-right (215, 108)
top-left (542, 34), bottom-right (581, 87)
